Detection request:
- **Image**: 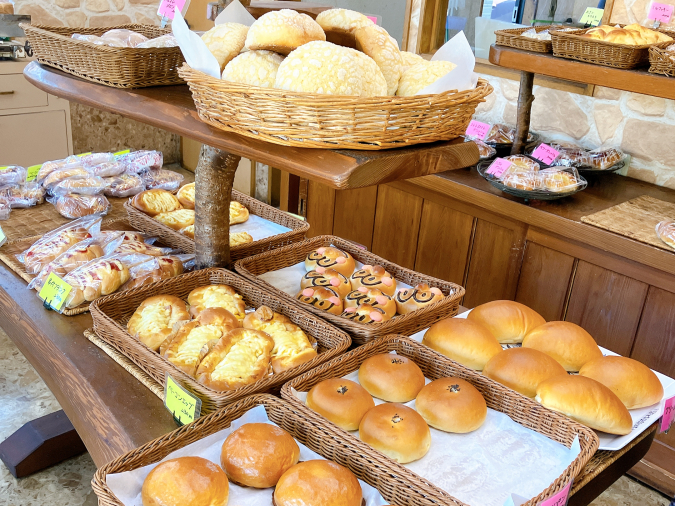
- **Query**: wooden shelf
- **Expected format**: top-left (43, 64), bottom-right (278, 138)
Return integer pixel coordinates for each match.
top-left (489, 44), bottom-right (675, 100)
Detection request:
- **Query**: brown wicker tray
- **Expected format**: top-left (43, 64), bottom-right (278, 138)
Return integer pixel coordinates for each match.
top-left (234, 235), bottom-right (465, 345)
top-left (649, 40), bottom-right (675, 76)
top-left (178, 64), bottom-right (493, 150)
top-left (124, 189), bottom-right (309, 259)
top-left (495, 25), bottom-right (556, 53)
top-left (282, 335), bottom-right (599, 506)
top-left (90, 268), bottom-right (351, 413)
top-left (22, 24), bottom-right (185, 89)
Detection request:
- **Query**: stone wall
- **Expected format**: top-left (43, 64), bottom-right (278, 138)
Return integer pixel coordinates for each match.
top-left (14, 0), bottom-right (159, 28)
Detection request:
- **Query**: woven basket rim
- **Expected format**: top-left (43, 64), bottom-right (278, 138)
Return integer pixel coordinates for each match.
top-left (550, 26), bottom-right (656, 49)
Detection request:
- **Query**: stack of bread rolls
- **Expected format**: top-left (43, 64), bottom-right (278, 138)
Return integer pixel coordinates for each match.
top-left (581, 23), bottom-right (672, 45)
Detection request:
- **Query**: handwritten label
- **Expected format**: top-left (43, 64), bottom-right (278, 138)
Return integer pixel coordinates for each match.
top-left (26, 165), bottom-right (41, 182)
top-left (0, 226), bottom-right (6, 247)
top-left (164, 374), bottom-right (201, 425)
top-left (649, 2), bottom-right (674, 23)
top-left (486, 158), bottom-right (513, 178)
top-left (157, 0), bottom-right (187, 19)
top-left (466, 120), bottom-right (492, 140)
top-left (540, 481), bottom-right (572, 506)
top-left (661, 396), bottom-right (675, 433)
top-left (531, 143), bottom-right (560, 165)
top-left (38, 272), bottom-right (72, 311)
top-left (76, 152), bottom-right (92, 157)
top-left (579, 7), bottom-right (604, 26)
top-left (114, 149), bottom-right (131, 156)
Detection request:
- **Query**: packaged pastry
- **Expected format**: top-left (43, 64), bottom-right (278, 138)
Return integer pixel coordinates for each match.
top-left (503, 155), bottom-right (540, 173)
top-left (117, 150), bottom-right (163, 173)
top-left (51, 193), bottom-right (110, 219)
top-left (100, 29), bottom-right (148, 48)
top-left (43, 167), bottom-right (90, 191)
top-left (484, 123), bottom-right (535, 145)
top-left (136, 34), bottom-right (178, 48)
top-left (113, 239), bottom-right (173, 256)
top-left (502, 171), bottom-right (540, 191)
top-left (0, 198), bottom-right (10, 221)
top-left (86, 161), bottom-right (126, 178)
top-left (141, 169), bottom-right (185, 192)
top-left (103, 174), bottom-right (145, 198)
top-left (547, 142), bottom-right (626, 170)
top-left (121, 254), bottom-right (194, 291)
top-left (656, 220), bottom-right (675, 250)
top-left (474, 139), bottom-right (497, 160)
top-left (52, 176), bottom-right (107, 196)
top-left (0, 182), bottom-right (45, 208)
top-left (131, 189), bottom-right (181, 216)
top-left (36, 156), bottom-right (81, 184)
top-left (587, 148), bottom-right (625, 170)
top-left (521, 27), bottom-right (551, 40)
top-left (538, 168), bottom-right (582, 193)
top-left (0, 165), bottom-right (27, 185)
top-left (78, 152), bottom-right (114, 169)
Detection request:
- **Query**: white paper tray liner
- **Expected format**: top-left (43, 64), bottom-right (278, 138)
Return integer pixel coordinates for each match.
top-left (291, 356), bottom-right (579, 506)
top-left (232, 214), bottom-right (291, 242)
top-left (107, 405), bottom-right (388, 506)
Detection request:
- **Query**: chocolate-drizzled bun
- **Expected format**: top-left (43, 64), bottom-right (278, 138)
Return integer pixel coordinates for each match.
top-left (305, 246), bottom-right (356, 277)
top-left (296, 287), bottom-right (343, 315)
top-left (301, 267), bottom-right (352, 298)
top-left (350, 265), bottom-right (396, 297)
top-left (394, 283), bottom-right (444, 315)
top-left (342, 304), bottom-right (390, 324)
top-left (344, 287), bottom-right (396, 317)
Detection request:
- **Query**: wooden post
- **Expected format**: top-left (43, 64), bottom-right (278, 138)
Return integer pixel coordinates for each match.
top-left (194, 145), bottom-right (242, 269)
top-left (511, 71), bottom-right (535, 155)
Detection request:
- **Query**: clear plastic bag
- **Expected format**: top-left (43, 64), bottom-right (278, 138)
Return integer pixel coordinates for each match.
top-left (117, 150), bottom-right (163, 173)
top-left (120, 254), bottom-right (195, 291)
top-left (521, 28), bottom-right (551, 40)
top-left (504, 155), bottom-right (540, 173)
top-left (502, 171), bottom-right (540, 191)
top-left (43, 166), bottom-right (90, 191)
top-left (136, 34), bottom-right (178, 48)
top-left (112, 239), bottom-right (173, 256)
top-left (36, 156), bottom-right (81, 184)
top-left (141, 169), bottom-right (184, 191)
top-left (78, 152), bottom-right (115, 169)
top-left (547, 143), bottom-right (626, 170)
top-left (473, 139), bottom-right (497, 160)
top-left (0, 182), bottom-right (45, 208)
top-left (100, 29), bottom-right (149, 48)
top-left (72, 34), bottom-right (102, 43)
top-left (103, 174), bottom-right (145, 198)
top-left (537, 168), bottom-right (583, 193)
top-left (656, 221), bottom-right (675, 250)
top-left (0, 198), bottom-right (11, 220)
top-left (52, 176), bottom-right (107, 196)
top-left (0, 165), bottom-right (27, 185)
top-left (484, 124), bottom-right (535, 144)
top-left (49, 193), bottom-right (111, 219)
top-left (87, 161), bottom-right (126, 178)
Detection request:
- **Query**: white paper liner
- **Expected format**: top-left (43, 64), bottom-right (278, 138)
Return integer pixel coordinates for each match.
top-left (291, 358), bottom-right (580, 506)
top-left (106, 405), bottom-right (388, 506)
top-left (408, 309), bottom-right (675, 452)
top-left (232, 214), bottom-right (291, 242)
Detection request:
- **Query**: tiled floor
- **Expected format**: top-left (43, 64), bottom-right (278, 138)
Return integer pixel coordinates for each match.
top-left (0, 326), bottom-right (671, 506)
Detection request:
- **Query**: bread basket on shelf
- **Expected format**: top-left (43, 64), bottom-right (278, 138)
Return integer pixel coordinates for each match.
top-left (495, 25), bottom-right (556, 53)
top-left (178, 64), bottom-right (493, 150)
top-left (649, 40), bottom-right (675, 76)
top-left (22, 24), bottom-right (185, 88)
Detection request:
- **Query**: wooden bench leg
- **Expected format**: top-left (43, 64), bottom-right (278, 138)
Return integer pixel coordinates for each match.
top-left (0, 410), bottom-right (86, 478)
top-left (511, 70), bottom-right (535, 156)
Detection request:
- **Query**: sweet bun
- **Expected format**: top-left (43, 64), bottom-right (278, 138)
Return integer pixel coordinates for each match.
top-left (154, 209), bottom-right (196, 231)
top-left (316, 8), bottom-right (373, 48)
top-left (359, 403), bottom-right (430, 463)
top-left (230, 200), bottom-right (249, 224)
top-left (176, 182), bottom-right (195, 209)
top-left (536, 375), bottom-right (633, 435)
top-left (230, 231), bottom-right (253, 247)
top-left (295, 286), bottom-right (343, 315)
top-left (342, 303), bottom-right (390, 323)
top-left (301, 267), bottom-right (352, 298)
top-left (222, 50), bottom-right (284, 87)
top-left (354, 25), bottom-right (403, 96)
top-left (394, 283), bottom-right (444, 314)
top-left (188, 284), bottom-right (246, 320)
top-left (201, 23), bottom-right (249, 71)
top-left (132, 189), bottom-right (182, 216)
top-left (522, 321), bottom-right (602, 372)
top-left (400, 51), bottom-right (426, 72)
top-left (141, 456), bottom-right (229, 506)
top-left (580, 356), bottom-right (663, 409)
top-left (274, 460), bottom-right (362, 506)
top-left (246, 9), bottom-right (325, 54)
top-left (350, 264), bottom-right (396, 296)
top-left (415, 378), bottom-right (487, 433)
top-left (422, 317), bottom-right (502, 370)
top-left (127, 295), bottom-right (190, 351)
top-left (483, 347), bottom-right (567, 398)
top-left (306, 378), bottom-right (375, 430)
top-left (396, 60), bottom-right (457, 97)
top-left (305, 246), bottom-right (355, 277)
top-left (344, 287), bottom-right (396, 317)
top-left (55, 194), bottom-right (110, 219)
top-left (221, 423), bottom-right (299, 488)
top-left (358, 353), bottom-right (425, 402)
top-left (467, 300), bottom-right (545, 344)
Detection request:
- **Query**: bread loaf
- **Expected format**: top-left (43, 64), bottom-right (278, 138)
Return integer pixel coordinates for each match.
top-left (127, 295), bottom-right (190, 351)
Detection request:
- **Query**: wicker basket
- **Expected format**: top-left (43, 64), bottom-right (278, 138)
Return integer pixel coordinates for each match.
top-left (649, 40), bottom-right (675, 76)
top-left (22, 24), bottom-right (185, 88)
top-left (90, 268), bottom-right (350, 413)
top-left (178, 64), bottom-right (493, 150)
top-left (282, 335), bottom-right (599, 506)
top-left (124, 189), bottom-right (309, 259)
top-left (495, 25), bottom-right (557, 53)
top-left (234, 235), bottom-right (465, 344)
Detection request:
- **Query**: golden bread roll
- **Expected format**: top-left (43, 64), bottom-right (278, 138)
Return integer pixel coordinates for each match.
top-left (416, 378), bottom-right (487, 433)
top-left (354, 25), bottom-right (403, 96)
top-left (400, 51), bottom-right (426, 72)
top-left (154, 209), bottom-right (195, 231)
top-left (230, 200), bottom-right (249, 224)
top-left (422, 317), bottom-right (502, 370)
top-left (220, 423), bottom-right (299, 488)
top-left (222, 50), bottom-right (284, 87)
top-left (342, 303), bottom-right (390, 323)
top-left (33, 243), bottom-right (104, 285)
top-left (344, 287), bottom-right (396, 317)
top-left (64, 257), bottom-right (130, 308)
top-left (196, 328), bottom-right (274, 391)
top-left (394, 283), bottom-right (444, 314)
top-left (467, 300), bottom-right (545, 344)
top-left (246, 9), bottom-right (325, 54)
top-left (536, 375), bottom-right (633, 435)
top-left (304, 246), bottom-right (355, 277)
top-left (274, 460), bottom-right (362, 506)
top-left (306, 378), bottom-right (375, 430)
top-left (540, 170), bottom-right (578, 192)
top-left (55, 193), bottom-right (110, 219)
top-left (187, 284), bottom-right (246, 320)
top-left (243, 306), bottom-right (317, 374)
top-left (350, 264), bottom-right (396, 296)
top-left (301, 267), bottom-right (352, 298)
top-left (580, 356), bottom-right (663, 409)
top-left (201, 23), bottom-right (249, 71)
top-left (358, 353), bottom-right (425, 402)
top-left (131, 189), bottom-right (182, 216)
top-left (359, 403), bottom-right (430, 463)
top-left (141, 456), bottom-right (229, 506)
top-left (522, 321), bottom-right (602, 372)
top-left (316, 8), bottom-right (374, 35)
top-left (127, 295), bottom-right (190, 351)
top-left (296, 286), bottom-right (343, 315)
top-left (396, 60), bottom-right (457, 96)
top-left (176, 182), bottom-right (195, 209)
top-left (23, 226), bottom-right (93, 274)
top-left (230, 231), bottom-right (253, 247)
top-left (483, 347), bottom-right (567, 398)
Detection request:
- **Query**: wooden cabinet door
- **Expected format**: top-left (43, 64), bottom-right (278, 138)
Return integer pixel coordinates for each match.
top-left (0, 111), bottom-right (69, 167)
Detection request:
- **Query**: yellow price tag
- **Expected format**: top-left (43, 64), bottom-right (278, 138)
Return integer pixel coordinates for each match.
top-left (579, 7), bottom-right (604, 26)
top-left (164, 375), bottom-right (201, 425)
top-left (114, 149), bottom-right (131, 156)
top-left (0, 226), bottom-right (6, 247)
top-left (38, 272), bottom-right (72, 311)
top-left (76, 152), bottom-right (92, 157)
top-left (0, 166), bottom-right (7, 171)
top-left (26, 165), bottom-right (41, 182)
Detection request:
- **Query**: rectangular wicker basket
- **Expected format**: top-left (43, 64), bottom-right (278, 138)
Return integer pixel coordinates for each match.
top-left (495, 25), bottom-right (556, 53)
top-left (22, 24), bottom-right (185, 88)
top-left (235, 235), bottom-right (465, 344)
top-left (282, 335), bottom-right (600, 506)
top-left (124, 189), bottom-right (309, 259)
top-left (649, 40), bottom-right (675, 76)
top-left (90, 268), bottom-right (351, 413)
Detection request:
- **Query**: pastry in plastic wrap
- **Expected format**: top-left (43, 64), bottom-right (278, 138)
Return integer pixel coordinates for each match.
top-left (474, 139), bottom-right (497, 160)
top-left (117, 150), bottom-right (163, 173)
top-left (539, 168), bottom-right (581, 192)
top-left (0, 165), bottom-right (27, 185)
top-left (100, 29), bottom-right (148, 48)
top-left (588, 148), bottom-right (624, 170)
top-left (63, 255), bottom-right (132, 308)
top-left (0, 183), bottom-right (45, 208)
top-left (504, 155), bottom-right (540, 173)
top-left (245, 10), bottom-right (324, 55)
top-left (230, 200), bottom-right (249, 224)
top-left (656, 221), bottom-right (675, 250)
top-left (121, 254), bottom-right (192, 291)
top-left (36, 156), bottom-right (81, 184)
top-left (131, 189), bottom-right (181, 216)
top-left (202, 23), bottom-right (249, 71)
top-left (43, 167), bottom-right (90, 190)
top-left (396, 60), bottom-right (456, 97)
top-left (52, 176), bottom-right (107, 196)
top-left (484, 123), bottom-right (534, 144)
top-left (176, 182), bottom-right (195, 209)
top-left (154, 209), bottom-right (195, 231)
top-left (187, 284), bottom-right (246, 320)
top-left (0, 198), bottom-right (10, 220)
top-left (354, 24), bottom-right (403, 96)
top-left (87, 161), bottom-right (126, 178)
top-left (502, 172), bottom-right (539, 191)
top-left (127, 295), bottom-right (190, 351)
top-left (222, 50), bottom-right (285, 87)
top-left (53, 193), bottom-right (110, 218)
top-left (78, 152), bottom-right (115, 169)
top-left (295, 286), bottom-right (343, 315)
top-left (113, 240), bottom-right (173, 256)
top-left (521, 28), bottom-right (551, 40)
top-left (342, 303), bottom-right (390, 323)
top-left (136, 34), bottom-right (178, 48)
top-left (344, 287), bottom-right (396, 317)
top-left (103, 174), bottom-right (145, 198)
top-left (141, 169), bottom-right (184, 192)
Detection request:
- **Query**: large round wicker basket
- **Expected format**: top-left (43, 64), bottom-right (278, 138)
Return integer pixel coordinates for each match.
top-left (178, 64), bottom-right (493, 150)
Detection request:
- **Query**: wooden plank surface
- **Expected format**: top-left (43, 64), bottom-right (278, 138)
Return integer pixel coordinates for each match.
top-left (332, 187), bottom-right (379, 250)
top-left (631, 286), bottom-right (675, 377)
top-left (23, 63), bottom-right (480, 190)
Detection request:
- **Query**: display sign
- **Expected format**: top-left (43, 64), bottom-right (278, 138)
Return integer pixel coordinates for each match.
top-left (539, 480), bottom-right (572, 506)
top-left (114, 149), bottom-right (131, 156)
top-left (661, 395), bottom-right (675, 433)
top-left (0, 226), bottom-right (6, 247)
top-left (26, 165), bottom-right (41, 182)
top-left (76, 152), bottom-right (92, 157)
top-left (579, 7), bottom-right (604, 26)
top-left (465, 120), bottom-right (492, 140)
top-left (164, 374), bottom-right (201, 425)
top-left (486, 158), bottom-right (512, 178)
top-left (38, 272), bottom-right (72, 311)
top-left (648, 2), bottom-right (674, 23)
top-left (158, 0), bottom-right (187, 20)
top-left (531, 144), bottom-right (560, 165)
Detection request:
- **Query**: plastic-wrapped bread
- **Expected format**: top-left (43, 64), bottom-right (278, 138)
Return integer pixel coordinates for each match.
top-left (0, 182), bottom-right (45, 208)
top-left (121, 254), bottom-right (193, 291)
top-left (103, 174), bottom-right (145, 198)
top-left (52, 193), bottom-right (110, 219)
top-left (136, 34), bottom-right (178, 48)
top-left (36, 156), bottom-right (81, 184)
top-left (43, 167), bottom-right (90, 190)
top-left (87, 161), bottom-right (126, 178)
top-left (0, 165), bottom-right (27, 186)
top-left (117, 150), bottom-right (163, 173)
top-left (141, 169), bottom-right (184, 192)
top-left (52, 176), bottom-right (107, 196)
top-left (656, 221), bottom-right (675, 250)
top-left (113, 240), bottom-right (173, 256)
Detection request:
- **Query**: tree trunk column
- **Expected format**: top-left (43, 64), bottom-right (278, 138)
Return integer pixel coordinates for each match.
top-left (194, 145), bottom-right (242, 269)
top-left (511, 71), bottom-right (535, 155)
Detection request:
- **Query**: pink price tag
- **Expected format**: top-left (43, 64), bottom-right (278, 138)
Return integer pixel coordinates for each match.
top-left (366, 15), bottom-right (378, 24)
top-left (539, 481), bottom-right (572, 506)
top-left (661, 396), bottom-right (675, 433)
top-left (531, 143), bottom-right (561, 165)
top-left (649, 2), bottom-right (674, 23)
top-left (485, 158), bottom-right (512, 178)
top-left (465, 120), bottom-right (491, 140)
top-left (158, 0), bottom-right (187, 19)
